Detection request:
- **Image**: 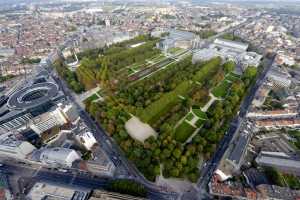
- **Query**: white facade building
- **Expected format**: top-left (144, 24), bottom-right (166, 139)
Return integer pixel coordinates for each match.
top-left (0, 132), bottom-right (36, 160)
top-left (76, 131), bottom-right (97, 151)
top-left (29, 110), bottom-right (67, 135)
top-left (57, 103), bottom-right (79, 122)
top-left (29, 103), bottom-right (78, 135)
top-left (39, 147), bottom-right (81, 168)
top-left (192, 38), bottom-right (262, 71)
top-left (157, 29), bottom-right (198, 52)
top-left (275, 53), bottom-right (296, 66)
top-left (27, 182), bottom-right (89, 200)
top-left (213, 38), bottom-right (248, 52)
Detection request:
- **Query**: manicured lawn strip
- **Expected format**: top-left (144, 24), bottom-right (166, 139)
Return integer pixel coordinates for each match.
top-left (173, 121), bottom-right (196, 143)
top-left (83, 94), bottom-right (98, 104)
top-left (168, 47), bottom-right (183, 54)
top-left (212, 80), bottom-right (232, 98)
top-left (195, 118), bottom-right (206, 127)
top-left (229, 72), bottom-right (240, 78)
top-left (96, 89), bottom-right (102, 96)
top-left (138, 81), bottom-right (191, 125)
top-left (186, 113), bottom-right (194, 121)
top-left (150, 54), bottom-right (166, 63)
top-left (128, 68), bottom-right (136, 74)
top-left (138, 57), bottom-right (221, 125)
top-left (227, 73), bottom-right (240, 82)
top-left (192, 109), bottom-right (207, 120)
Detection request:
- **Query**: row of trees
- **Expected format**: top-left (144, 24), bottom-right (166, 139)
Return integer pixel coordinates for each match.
top-left (105, 41), bottom-right (160, 72)
top-left (106, 179), bottom-right (147, 197)
top-left (53, 60), bottom-right (84, 93)
top-left (0, 74), bottom-right (15, 83)
top-left (21, 57), bottom-right (41, 64)
top-left (75, 36), bottom-right (160, 90)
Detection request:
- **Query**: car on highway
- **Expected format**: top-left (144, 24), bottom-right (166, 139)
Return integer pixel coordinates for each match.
top-left (58, 169), bottom-right (68, 173)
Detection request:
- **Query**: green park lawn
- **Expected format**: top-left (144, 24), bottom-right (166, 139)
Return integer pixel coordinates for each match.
top-left (173, 109), bottom-right (207, 143)
top-left (149, 54), bottom-right (166, 63)
top-left (168, 47), bottom-right (183, 54)
top-left (83, 93), bottom-right (98, 104)
top-left (227, 72), bottom-right (240, 82)
top-left (195, 118), bottom-right (206, 127)
top-left (212, 72), bottom-right (240, 98)
top-left (192, 109), bottom-right (207, 120)
top-left (212, 80), bottom-right (232, 98)
top-left (173, 121), bottom-right (196, 143)
top-left (186, 113), bottom-right (194, 121)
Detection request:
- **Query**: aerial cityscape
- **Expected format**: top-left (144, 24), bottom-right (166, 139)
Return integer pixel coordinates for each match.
top-left (0, 0), bottom-right (300, 199)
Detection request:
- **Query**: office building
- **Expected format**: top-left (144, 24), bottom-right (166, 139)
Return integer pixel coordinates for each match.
top-left (215, 122), bottom-right (255, 181)
top-left (230, 122), bottom-right (254, 169)
top-left (192, 38), bottom-right (262, 71)
top-left (75, 131), bottom-right (97, 151)
top-left (157, 29), bottom-right (198, 52)
top-left (255, 151), bottom-right (300, 176)
top-left (39, 147), bottom-right (81, 168)
top-left (0, 132), bottom-right (36, 160)
top-left (29, 109), bottom-right (67, 135)
top-left (28, 102), bottom-right (78, 135)
top-left (85, 145), bottom-right (116, 177)
top-left (71, 119), bottom-right (97, 150)
top-left (267, 67), bottom-right (292, 88)
top-left (0, 70), bottom-right (65, 131)
top-left (27, 182), bottom-right (90, 200)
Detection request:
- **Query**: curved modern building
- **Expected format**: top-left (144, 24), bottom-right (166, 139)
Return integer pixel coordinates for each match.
top-left (7, 82), bottom-right (59, 110)
top-left (0, 70), bottom-right (65, 131)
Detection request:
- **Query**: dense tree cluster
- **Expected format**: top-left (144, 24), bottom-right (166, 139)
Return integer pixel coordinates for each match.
top-left (85, 58), bottom-right (257, 182)
top-left (53, 60), bottom-right (84, 93)
top-left (136, 57), bottom-right (222, 125)
top-left (75, 35), bottom-right (159, 90)
top-left (61, 34), bottom-right (259, 182)
top-left (84, 58), bottom-right (255, 182)
top-left (264, 166), bottom-right (300, 189)
top-left (264, 167), bottom-right (285, 187)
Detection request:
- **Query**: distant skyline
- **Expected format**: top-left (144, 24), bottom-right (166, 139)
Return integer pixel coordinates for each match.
top-left (1, 0), bottom-right (300, 7)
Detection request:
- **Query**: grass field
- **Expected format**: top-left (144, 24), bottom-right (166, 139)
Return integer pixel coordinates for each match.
top-left (173, 109), bottom-right (207, 143)
top-left (192, 109), bottom-right (207, 120)
top-left (168, 47), bottom-right (183, 54)
top-left (212, 72), bottom-right (240, 98)
top-left (212, 80), bottom-right (232, 98)
top-left (83, 93), bottom-right (99, 104)
top-left (195, 118), bottom-right (206, 127)
top-left (186, 113), bottom-right (194, 121)
top-left (149, 54), bottom-right (166, 63)
top-left (173, 121), bottom-right (196, 143)
top-left (226, 72), bottom-right (240, 82)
